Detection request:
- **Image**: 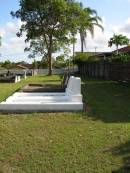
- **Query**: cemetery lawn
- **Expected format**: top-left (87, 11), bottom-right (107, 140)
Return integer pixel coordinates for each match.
top-left (0, 75), bottom-right (130, 173)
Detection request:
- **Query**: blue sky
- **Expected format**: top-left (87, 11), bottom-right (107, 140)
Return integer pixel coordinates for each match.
top-left (0, 0), bottom-right (130, 62)
top-left (81, 0), bottom-right (130, 25)
top-left (0, 0), bottom-right (19, 25)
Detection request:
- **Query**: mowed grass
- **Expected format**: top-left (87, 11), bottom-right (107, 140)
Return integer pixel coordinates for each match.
top-left (0, 75), bottom-right (130, 173)
top-left (0, 75), bottom-right (61, 101)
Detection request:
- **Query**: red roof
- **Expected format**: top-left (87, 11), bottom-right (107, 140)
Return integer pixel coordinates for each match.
top-left (113, 45), bottom-right (130, 53)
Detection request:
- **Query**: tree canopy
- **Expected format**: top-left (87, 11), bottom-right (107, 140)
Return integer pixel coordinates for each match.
top-left (11, 0), bottom-right (103, 75)
top-left (79, 5), bottom-right (103, 52)
top-left (108, 34), bottom-right (130, 54)
top-left (11, 0), bottom-right (84, 75)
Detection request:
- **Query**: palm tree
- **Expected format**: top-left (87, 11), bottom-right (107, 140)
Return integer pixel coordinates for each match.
top-left (108, 34), bottom-right (130, 55)
top-left (79, 6), bottom-right (103, 52)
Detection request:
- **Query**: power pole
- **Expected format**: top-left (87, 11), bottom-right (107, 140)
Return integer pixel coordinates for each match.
top-left (94, 46), bottom-right (97, 53)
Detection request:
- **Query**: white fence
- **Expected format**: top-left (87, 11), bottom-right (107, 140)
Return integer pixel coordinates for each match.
top-left (0, 67), bottom-right (78, 76)
top-left (0, 69), bottom-right (32, 76)
top-left (37, 67), bottom-right (78, 75)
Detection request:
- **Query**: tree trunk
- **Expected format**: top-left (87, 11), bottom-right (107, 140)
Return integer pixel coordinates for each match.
top-left (48, 50), bottom-right (52, 75)
top-left (72, 42), bottom-right (75, 70)
top-left (48, 35), bottom-right (53, 76)
top-left (81, 36), bottom-right (84, 53)
top-left (73, 42), bottom-right (75, 58)
top-left (116, 45), bottom-right (119, 55)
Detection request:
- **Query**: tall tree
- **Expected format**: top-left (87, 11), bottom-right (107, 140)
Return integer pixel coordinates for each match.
top-left (1, 60), bottom-right (14, 69)
top-left (11, 0), bottom-right (82, 75)
top-left (79, 5), bottom-right (103, 52)
top-left (108, 34), bottom-right (130, 55)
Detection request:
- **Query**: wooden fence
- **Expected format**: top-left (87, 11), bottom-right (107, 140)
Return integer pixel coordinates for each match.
top-left (78, 61), bottom-right (130, 81)
top-left (109, 62), bottom-right (130, 81)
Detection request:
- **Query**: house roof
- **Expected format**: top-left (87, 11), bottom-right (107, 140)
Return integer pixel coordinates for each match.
top-left (75, 46), bottom-right (130, 62)
top-left (16, 65), bottom-right (28, 69)
top-left (94, 52), bottom-right (112, 57)
top-left (16, 64), bottom-right (32, 69)
top-left (88, 46), bottom-right (130, 59)
top-left (88, 52), bottom-right (112, 60)
top-left (112, 45), bottom-right (130, 53)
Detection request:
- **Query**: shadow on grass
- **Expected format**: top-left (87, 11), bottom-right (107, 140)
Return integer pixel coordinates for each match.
top-left (82, 77), bottom-right (130, 123)
top-left (111, 141), bottom-right (130, 173)
top-left (41, 80), bottom-right (61, 83)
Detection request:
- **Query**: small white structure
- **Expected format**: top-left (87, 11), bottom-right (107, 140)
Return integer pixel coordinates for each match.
top-left (0, 76), bottom-right (83, 112)
top-left (23, 70), bottom-right (27, 79)
top-left (15, 76), bottom-right (21, 83)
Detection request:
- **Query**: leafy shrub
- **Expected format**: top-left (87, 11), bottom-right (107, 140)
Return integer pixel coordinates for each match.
top-left (109, 53), bottom-right (130, 62)
top-left (73, 52), bottom-right (95, 64)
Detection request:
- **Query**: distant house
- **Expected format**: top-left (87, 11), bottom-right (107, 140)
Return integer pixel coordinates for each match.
top-left (90, 52), bottom-right (112, 60)
top-left (81, 46), bottom-right (130, 61)
top-left (99, 46), bottom-right (130, 59)
top-left (76, 51), bottom-right (113, 61)
top-left (113, 45), bottom-right (130, 54)
top-left (75, 51), bottom-right (100, 57)
top-left (15, 64), bottom-right (33, 70)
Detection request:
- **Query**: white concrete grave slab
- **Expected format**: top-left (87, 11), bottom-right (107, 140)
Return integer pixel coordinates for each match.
top-left (0, 76), bottom-right (83, 112)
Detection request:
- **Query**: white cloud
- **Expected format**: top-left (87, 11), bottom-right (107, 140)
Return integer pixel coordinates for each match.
top-left (1, 17), bottom-right (130, 62)
top-left (73, 18), bottom-right (113, 53)
top-left (72, 17), bottom-right (130, 54)
top-left (5, 20), bottom-right (24, 35)
top-left (6, 22), bottom-right (19, 34)
top-left (0, 28), bottom-right (6, 38)
top-left (0, 20), bottom-right (31, 62)
top-left (118, 18), bottom-right (130, 33)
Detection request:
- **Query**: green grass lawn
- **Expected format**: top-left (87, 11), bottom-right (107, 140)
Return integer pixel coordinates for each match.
top-left (0, 75), bottom-right (130, 173)
top-left (0, 75), bottom-right (61, 102)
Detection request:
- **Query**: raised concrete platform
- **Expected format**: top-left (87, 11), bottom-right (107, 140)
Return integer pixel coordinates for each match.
top-left (0, 76), bottom-right (83, 112)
